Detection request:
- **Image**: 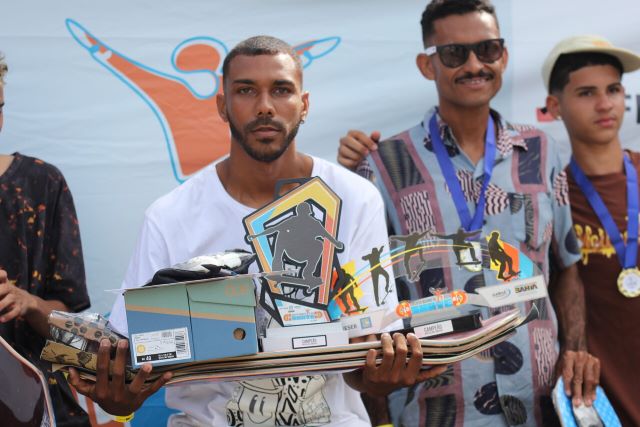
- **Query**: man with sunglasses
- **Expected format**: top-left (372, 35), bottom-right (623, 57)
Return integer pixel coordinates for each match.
top-left (338, 1), bottom-right (593, 425)
top-left (543, 35), bottom-right (640, 426)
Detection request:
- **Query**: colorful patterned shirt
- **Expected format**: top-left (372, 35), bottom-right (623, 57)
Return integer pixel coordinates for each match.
top-left (360, 108), bottom-right (581, 427)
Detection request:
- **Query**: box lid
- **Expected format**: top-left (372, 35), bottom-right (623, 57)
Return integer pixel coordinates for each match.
top-left (186, 276), bottom-right (256, 307)
top-left (124, 283), bottom-right (190, 316)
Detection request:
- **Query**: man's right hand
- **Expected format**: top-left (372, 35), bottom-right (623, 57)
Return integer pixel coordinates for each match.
top-left (557, 349), bottom-right (600, 407)
top-left (337, 130), bottom-right (381, 171)
top-left (68, 338), bottom-right (172, 416)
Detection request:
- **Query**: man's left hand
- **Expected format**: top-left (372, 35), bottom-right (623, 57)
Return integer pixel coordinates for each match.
top-left (355, 332), bottom-right (448, 396)
top-left (0, 270), bottom-right (36, 323)
top-left (556, 350), bottom-right (600, 407)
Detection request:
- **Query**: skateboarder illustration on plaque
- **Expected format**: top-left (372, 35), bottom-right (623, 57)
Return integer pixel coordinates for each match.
top-left (434, 227), bottom-right (482, 271)
top-left (247, 201), bottom-right (344, 290)
top-left (331, 267), bottom-right (363, 314)
top-left (361, 245), bottom-right (391, 306)
top-left (391, 230), bottom-right (431, 281)
top-left (244, 177), bottom-right (344, 326)
top-left (487, 231), bottom-right (519, 280)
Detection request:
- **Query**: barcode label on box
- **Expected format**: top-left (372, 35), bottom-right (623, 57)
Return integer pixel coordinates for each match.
top-left (131, 327), bottom-right (191, 365)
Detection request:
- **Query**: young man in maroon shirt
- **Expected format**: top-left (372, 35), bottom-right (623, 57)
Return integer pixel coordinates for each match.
top-left (543, 34), bottom-right (640, 426)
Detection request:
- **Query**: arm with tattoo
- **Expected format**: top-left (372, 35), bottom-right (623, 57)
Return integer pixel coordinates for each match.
top-left (549, 264), bottom-right (600, 406)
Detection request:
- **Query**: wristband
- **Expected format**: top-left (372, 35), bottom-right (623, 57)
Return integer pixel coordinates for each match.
top-left (113, 413), bottom-right (134, 423)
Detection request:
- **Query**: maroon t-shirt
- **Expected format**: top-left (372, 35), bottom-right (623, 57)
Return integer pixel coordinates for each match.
top-left (567, 150), bottom-right (640, 426)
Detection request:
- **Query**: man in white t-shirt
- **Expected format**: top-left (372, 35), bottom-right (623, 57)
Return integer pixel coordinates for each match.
top-left (69, 36), bottom-right (446, 426)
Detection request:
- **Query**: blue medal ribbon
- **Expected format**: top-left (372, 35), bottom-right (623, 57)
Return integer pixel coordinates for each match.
top-left (427, 112), bottom-right (497, 232)
top-left (570, 153), bottom-right (639, 268)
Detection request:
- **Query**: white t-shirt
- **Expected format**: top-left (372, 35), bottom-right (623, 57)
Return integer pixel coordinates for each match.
top-left (109, 156), bottom-right (398, 427)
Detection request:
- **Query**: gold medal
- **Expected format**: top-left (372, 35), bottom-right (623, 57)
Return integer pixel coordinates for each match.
top-left (617, 268), bottom-right (640, 298)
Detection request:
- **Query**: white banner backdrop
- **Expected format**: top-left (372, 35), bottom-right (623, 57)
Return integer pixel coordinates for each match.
top-left (0, 0), bottom-right (638, 318)
top-left (1, 1), bottom-right (639, 425)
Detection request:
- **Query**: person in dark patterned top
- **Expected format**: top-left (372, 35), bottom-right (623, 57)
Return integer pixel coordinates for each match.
top-left (0, 53), bottom-right (91, 426)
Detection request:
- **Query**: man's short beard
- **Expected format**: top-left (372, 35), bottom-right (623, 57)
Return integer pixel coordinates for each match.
top-left (229, 115), bottom-right (302, 163)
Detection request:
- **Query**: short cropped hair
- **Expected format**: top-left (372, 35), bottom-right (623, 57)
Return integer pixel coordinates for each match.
top-left (222, 36), bottom-right (302, 84)
top-left (420, 0), bottom-right (499, 47)
top-left (549, 52), bottom-right (623, 94)
top-left (0, 53), bottom-right (7, 86)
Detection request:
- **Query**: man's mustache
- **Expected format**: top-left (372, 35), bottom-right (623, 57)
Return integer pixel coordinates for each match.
top-left (455, 70), bottom-right (494, 83)
top-left (246, 117), bottom-right (285, 132)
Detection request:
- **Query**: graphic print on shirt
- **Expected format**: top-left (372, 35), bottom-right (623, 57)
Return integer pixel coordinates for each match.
top-left (226, 376), bottom-right (330, 426)
top-left (574, 216), bottom-right (640, 265)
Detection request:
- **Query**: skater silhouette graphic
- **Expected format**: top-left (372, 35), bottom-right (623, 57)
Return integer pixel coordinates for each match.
top-left (247, 202), bottom-right (343, 289)
top-left (391, 230), bottom-right (430, 281)
top-left (487, 231), bottom-right (518, 280)
top-left (332, 267), bottom-right (362, 314)
top-left (435, 228), bottom-right (482, 266)
top-left (361, 246), bottom-right (391, 306)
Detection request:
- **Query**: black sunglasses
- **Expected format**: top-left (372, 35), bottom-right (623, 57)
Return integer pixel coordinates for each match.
top-left (425, 38), bottom-right (505, 68)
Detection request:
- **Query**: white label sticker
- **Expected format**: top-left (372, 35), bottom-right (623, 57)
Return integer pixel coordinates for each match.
top-left (476, 275), bottom-right (547, 307)
top-left (340, 309), bottom-right (386, 338)
top-left (131, 327), bottom-right (191, 365)
top-left (292, 335), bottom-right (327, 349)
top-left (413, 320), bottom-right (454, 338)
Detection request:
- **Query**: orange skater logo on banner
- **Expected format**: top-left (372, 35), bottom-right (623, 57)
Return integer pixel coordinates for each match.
top-left (66, 19), bottom-right (341, 182)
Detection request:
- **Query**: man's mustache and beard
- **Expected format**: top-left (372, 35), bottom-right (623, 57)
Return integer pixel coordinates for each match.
top-left (228, 115), bottom-right (302, 163)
